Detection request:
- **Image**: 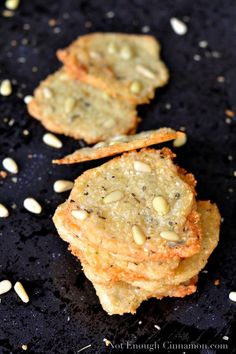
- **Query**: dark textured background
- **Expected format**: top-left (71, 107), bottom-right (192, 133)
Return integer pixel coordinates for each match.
top-left (0, 0), bottom-right (236, 353)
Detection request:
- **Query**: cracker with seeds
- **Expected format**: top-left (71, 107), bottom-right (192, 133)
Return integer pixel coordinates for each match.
top-left (27, 69), bottom-right (139, 144)
top-left (57, 33), bottom-right (169, 104)
top-left (54, 148), bottom-right (201, 261)
top-left (53, 128), bottom-right (178, 164)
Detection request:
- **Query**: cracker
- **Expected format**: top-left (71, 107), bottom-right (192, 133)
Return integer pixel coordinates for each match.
top-left (27, 69), bottom-right (139, 144)
top-left (57, 33), bottom-right (169, 104)
top-left (55, 148), bottom-right (201, 261)
top-left (53, 128), bottom-right (178, 164)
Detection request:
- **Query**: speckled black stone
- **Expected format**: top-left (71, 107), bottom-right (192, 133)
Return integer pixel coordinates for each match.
top-left (0, 0), bottom-right (235, 353)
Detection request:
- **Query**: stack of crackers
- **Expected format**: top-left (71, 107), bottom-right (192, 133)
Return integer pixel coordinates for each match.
top-left (27, 33), bottom-right (169, 143)
top-left (27, 33), bottom-right (221, 315)
top-left (53, 130), bottom-right (220, 315)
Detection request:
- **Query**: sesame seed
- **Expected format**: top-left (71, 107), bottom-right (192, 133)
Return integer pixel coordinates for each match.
top-left (198, 40), bottom-right (208, 48)
top-left (170, 18), bottom-right (188, 35)
top-left (2, 157), bottom-right (18, 174)
top-left (43, 133), bottom-right (63, 148)
top-left (0, 280), bottom-right (12, 295)
top-left (229, 291), bottom-right (236, 302)
top-left (154, 324), bottom-right (161, 330)
top-left (193, 54), bottom-right (201, 61)
top-left (71, 209), bottom-right (89, 221)
top-left (120, 45), bottom-right (132, 60)
top-left (0, 203), bottom-right (9, 218)
top-left (53, 180), bottom-right (74, 193)
top-left (0, 79), bottom-right (12, 96)
top-left (132, 225), bottom-right (146, 245)
top-left (64, 97), bottom-right (76, 113)
top-left (23, 198), bottom-right (42, 214)
top-left (106, 11), bottom-right (115, 18)
top-left (222, 336), bottom-right (229, 341)
top-left (141, 25), bottom-right (150, 33)
top-left (107, 42), bottom-right (118, 54)
top-left (14, 281), bottom-right (29, 303)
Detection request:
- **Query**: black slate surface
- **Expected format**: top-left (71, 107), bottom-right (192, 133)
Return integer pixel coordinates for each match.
top-left (0, 0), bottom-right (236, 353)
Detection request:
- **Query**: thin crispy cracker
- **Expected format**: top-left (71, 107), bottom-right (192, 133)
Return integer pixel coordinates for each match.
top-left (57, 33), bottom-right (169, 104)
top-left (27, 69), bottom-right (139, 144)
top-left (53, 128), bottom-right (178, 164)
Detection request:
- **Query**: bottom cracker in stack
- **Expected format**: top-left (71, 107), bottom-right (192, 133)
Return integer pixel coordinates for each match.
top-left (53, 130), bottom-right (221, 315)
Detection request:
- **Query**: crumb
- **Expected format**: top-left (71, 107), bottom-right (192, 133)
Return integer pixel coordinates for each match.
top-left (214, 279), bottom-right (220, 286)
top-left (106, 11), bottom-right (115, 18)
top-left (48, 18), bottom-right (57, 26)
top-left (0, 171), bottom-right (7, 178)
top-left (225, 109), bottom-right (234, 118)
top-left (141, 25), bottom-right (150, 33)
top-left (193, 54), bottom-right (201, 61)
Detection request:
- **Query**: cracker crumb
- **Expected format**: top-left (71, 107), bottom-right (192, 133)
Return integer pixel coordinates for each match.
top-left (198, 40), bottom-right (208, 48)
top-left (141, 25), bottom-right (150, 33)
top-left (0, 170), bottom-right (7, 178)
top-left (48, 18), bottom-right (57, 26)
top-left (106, 11), bottom-right (115, 18)
top-left (22, 344), bottom-right (28, 351)
top-left (225, 109), bottom-right (234, 118)
top-left (214, 279), bottom-right (220, 286)
top-left (225, 118), bottom-right (231, 124)
top-left (2, 9), bottom-right (14, 17)
top-left (217, 76), bottom-right (225, 83)
top-left (193, 54), bottom-right (201, 61)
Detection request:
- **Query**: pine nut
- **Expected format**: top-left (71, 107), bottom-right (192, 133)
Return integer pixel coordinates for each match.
top-left (24, 95), bottom-right (33, 104)
top-left (2, 157), bottom-right (18, 174)
top-left (43, 133), bottom-right (62, 148)
top-left (65, 97), bottom-right (76, 114)
top-left (0, 203), bottom-right (9, 217)
top-left (130, 81), bottom-right (142, 93)
top-left (5, 0), bottom-right (20, 10)
top-left (120, 45), bottom-right (132, 60)
top-left (53, 180), bottom-right (73, 193)
top-left (133, 161), bottom-right (151, 173)
top-left (71, 209), bottom-right (88, 220)
top-left (173, 132), bottom-right (187, 147)
top-left (170, 18), bottom-right (188, 35)
top-left (229, 291), bottom-right (236, 302)
top-left (14, 281), bottom-right (29, 303)
top-left (103, 190), bottom-right (124, 204)
top-left (132, 225), bottom-right (146, 245)
top-left (0, 79), bottom-right (12, 96)
top-left (136, 65), bottom-right (155, 79)
top-left (160, 231), bottom-right (179, 241)
top-left (153, 196), bottom-right (170, 215)
top-left (0, 280), bottom-right (12, 295)
top-left (23, 198), bottom-right (42, 214)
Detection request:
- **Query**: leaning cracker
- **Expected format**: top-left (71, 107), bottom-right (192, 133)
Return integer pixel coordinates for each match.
top-left (57, 33), bottom-right (169, 104)
top-left (54, 148), bottom-right (201, 261)
top-left (53, 128), bottom-right (178, 164)
top-left (27, 69), bottom-right (139, 144)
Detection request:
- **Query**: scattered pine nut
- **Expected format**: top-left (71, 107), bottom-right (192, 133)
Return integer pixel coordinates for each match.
top-left (229, 291), bottom-right (236, 302)
top-left (152, 196), bottom-right (170, 215)
top-left (133, 161), bottom-right (151, 173)
top-left (43, 133), bottom-right (62, 148)
top-left (130, 81), bottom-right (142, 94)
top-left (14, 281), bottom-right (29, 303)
top-left (132, 225), bottom-right (146, 245)
top-left (0, 79), bottom-right (12, 96)
top-left (23, 198), bottom-right (42, 214)
top-left (160, 230), bottom-right (179, 241)
top-left (5, 0), bottom-right (20, 10)
top-left (53, 180), bottom-right (74, 193)
top-left (0, 280), bottom-right (12, 295)
top-left (71, 209), bottom-right (89, 220)
top-left (2, 157), bottom-right (18, 174)
top-left (0, 203), bottom-right (9, 218)
top-left (170, 18), bottom-right (188, 35)
top-left (103, 190), bottom-right (124, 204)
top-left (24, 95), bottom-right (33, 104)
top-left (173, 132), bottom-right (187, 147)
